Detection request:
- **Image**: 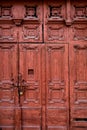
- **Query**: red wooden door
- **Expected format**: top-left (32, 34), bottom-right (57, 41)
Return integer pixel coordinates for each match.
top-left (0, 44), bottom-right (21, 130)
top-left (0, 44), bottom-right (44, 130)
top-left (46, 44), bottom-right (69, 130)
top-left (70, 42), bottom-right (87, 130)
top-left (19, 44), bottom-right (43, 130)
top-left (0, 0), bottom-right (87, 130)
top-left (0, 43), bottom-right (69, 130)
top-left (19, 43), bottom-right (69, 130)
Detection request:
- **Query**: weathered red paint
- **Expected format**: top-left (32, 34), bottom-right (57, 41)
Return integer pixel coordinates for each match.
top-left (0, 0), bottom-right (87, 130)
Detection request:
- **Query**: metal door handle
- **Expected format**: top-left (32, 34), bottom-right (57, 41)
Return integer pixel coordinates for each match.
top-left (12, 73), bottom-right (27, 96)
top-left (19, 83), bottom-right (26, 96)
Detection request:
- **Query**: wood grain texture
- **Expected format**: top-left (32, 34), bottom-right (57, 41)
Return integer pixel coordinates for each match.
top-left (0, 0), bottom-right (87, 130)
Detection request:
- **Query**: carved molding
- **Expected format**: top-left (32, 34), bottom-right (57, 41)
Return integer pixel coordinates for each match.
top-left (0, 44), bottom-right (14, 50)
top-left (73, 25), bottom-right (87, 41)
top-left (22, 24), bottom-right (40, 41)
top-left (71, 5), bottom-right (87, 24)
top-left (74, 81), bottom-right (87, 90)
top-left (0, 6), bottom-right (12, 18)
top-left (24, 85), bottom-right (39, 103)
top-left (47, 46), bottom-right (65, 52)
top-left (21, 45), bottom-right (39, 52)
top-left (12, 19), bottom-right (23, 26)
top-left (0, 88), bottom-right (14, 103)
top-left (25, 6), bottom-right (37, 18)
top-left (74, 45), bottom-right (87, 50)
top-left (47, 24), bottom-right (65, 41)
top-left (48, 88), bottom-right (65, 103)
top-left (24, 5), bottom-right (41, 23)
top-left (74, 6), bottom-right (87, 19)
top-left (75, 91), bottom-right (87, 104)
top-left (48, 80), bottom-right (65, 89)
top-left (49, 6), bottom-right (62, 19)
top-left (0, 25), bottom-right (15, 41)
top-left (47, 45), bottom-right (66, 104)
top-left (47, 4), bottom-right (64, 23)
top-left (73, 45), bottom-right (87, 92)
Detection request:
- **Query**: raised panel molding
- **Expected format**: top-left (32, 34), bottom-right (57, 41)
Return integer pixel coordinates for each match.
top-left (23, 82), bottom-right (40, 104)
top-left (0, 44), bottom-right (15, 50)
top-left (20, 44), bottom-right (39, 52)
top-left (19, 44), bottom-right (41, 106)
top-left (72, 24), bottom-right (87, 41)
top-left (0, 88), bottom-right (15, 104)
top-left (48, 86), bottom-right (65, 104)
top-left (73, 45), bottom-right (87, 105)
top-left (19, 44), bottom-right (42, 129)
top-left (74, 90), bottom-right (87, 104)
top-left (0, 25), bottom-right (16, 42)
top-left (47, 24), bottom-right (65, 41)
top-left (46, 44), bottom-right (68, 111)
top-left (0, 6), bottom-right (13, 18)
top-left (48, 5), bottom-right (64, 20)
top-left (71, 0), bottom-right (87, 24)
top-left (0, 2), bottom-right (42, 42)
top-left (22, 24), bottom-right (40, 41)
top-left (70, 43), bottom-right (87, 129)
top-left (0, 44), bottom-right (18, 106)
top-left (73, 45), bottom-right (87, 85)
top-left (45, 0), bottom-right (65, 22)
top-left (44, 0), bottom-right (66, 42)
top-left (25, 6), bottom-right (37, 18)
top-left (72, 5), bottom-right (87, 21)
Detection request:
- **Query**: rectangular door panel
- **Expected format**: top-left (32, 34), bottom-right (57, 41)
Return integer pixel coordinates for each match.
top-left (0, 0), bottom-right (43, 43)
top-left (19, 0), bottom-right (43, 43)
top-left (0, 44), bottom-right (20, 130)
top-left (69, 42), bottom-right (87, 130)
top-left (46, 44), bottom-right (69, 130)
top-left (0, 24), bottom-right (17, 43)
top-left (44, 0), bottom-right (67, 43)
top-left (19, 44), bottom-right (43, 130)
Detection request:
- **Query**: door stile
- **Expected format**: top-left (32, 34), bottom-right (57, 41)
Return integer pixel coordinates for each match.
top-left (0, 43), bottom-right (21, 130)
top-left (68, 43), bottom-right (71, 130)
top-left (14, 32), bottom-right (21, 130)
top-left (41, 44), bottom-right (46, 130)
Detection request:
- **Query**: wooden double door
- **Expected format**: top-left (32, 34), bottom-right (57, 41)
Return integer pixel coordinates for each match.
top-left (0, 43), bottom-right (68, 130)
top-left (0, 42), bottom-right (87, 130)
top-left (0, 0), bottom-right (87, 130)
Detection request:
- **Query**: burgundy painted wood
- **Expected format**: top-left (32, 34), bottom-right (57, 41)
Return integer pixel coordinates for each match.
top-left (0, 44), bottom-right (21, 130)
top-left (70, 42), bottom-right (87, 130)
top-left (0, 0), bottom-right (87, 130)
top-left (19, 44), bottom-right (43, 130)
top-left (46, 44), bottom-right (69, 130)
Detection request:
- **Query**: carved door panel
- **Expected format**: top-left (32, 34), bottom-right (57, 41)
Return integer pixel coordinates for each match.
top-left (18, 0), bottom-right (43, 43)
top-left (0, 44), bottom-right (44, 130)
top-left (0, 0), bottom-right (43, 43)
top-left (44, 0), bottom-right (68, 43)
top-left (19, 44), bottom-right (43, 130)
top-left (46, 44), bottom-right (69, 130)
top-left (70, 42), bottom-right (87, 130)
top-left (0, 44), bottom-right (20, 130)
